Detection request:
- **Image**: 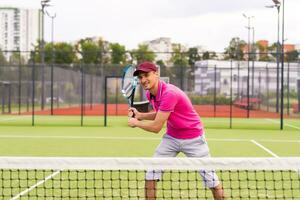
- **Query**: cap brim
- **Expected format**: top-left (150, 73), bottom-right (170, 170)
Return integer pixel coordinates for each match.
top-left (133, 69), bottom-right (151, 76)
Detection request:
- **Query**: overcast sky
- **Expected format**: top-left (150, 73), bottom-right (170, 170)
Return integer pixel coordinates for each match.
top-left (1, 0), bottom-right (299, 52)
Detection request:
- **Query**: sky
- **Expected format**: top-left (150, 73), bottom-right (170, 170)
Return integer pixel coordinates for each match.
top-left (0, 0), bottom-right (299, 52)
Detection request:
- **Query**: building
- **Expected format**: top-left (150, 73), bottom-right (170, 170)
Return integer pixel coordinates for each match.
top-left (142, 37), bottom-right (173, 65)
top-left (0, 7), bottom-right (41, 60)
top-left (295, 44), bottom-right (300, 59)
top-left (283, 44), bottom-right (295, 53)
top-left (194, 60), bottom-right (300, 97)
top-left (295, 44), bottom-right (300, 52)
top-left (243, 40), bottom-right (297, 61)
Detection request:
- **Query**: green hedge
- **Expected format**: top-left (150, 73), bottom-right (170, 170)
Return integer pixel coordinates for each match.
top-left (188, 94), bottom-right (231, 105)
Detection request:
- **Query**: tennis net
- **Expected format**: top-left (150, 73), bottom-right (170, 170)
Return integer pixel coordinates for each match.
top-left (0, 157), bottom-right (300, 199)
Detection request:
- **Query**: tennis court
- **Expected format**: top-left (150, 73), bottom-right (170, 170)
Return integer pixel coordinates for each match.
top-left (0, 116), bottom-right (299, 199)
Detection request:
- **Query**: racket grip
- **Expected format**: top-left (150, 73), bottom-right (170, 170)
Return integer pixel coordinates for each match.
top-left (129, 108), bottom-right (135, 118)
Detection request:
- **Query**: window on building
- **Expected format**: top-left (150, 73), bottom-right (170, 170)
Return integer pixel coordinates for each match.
top-left (233, 74), bottom-right (237, 82)
top-left (223, 79), bottom-right (228, 85)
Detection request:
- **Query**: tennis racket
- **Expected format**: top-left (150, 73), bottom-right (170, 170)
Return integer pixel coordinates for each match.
top-left (121, 64), bottom-right (137, 117)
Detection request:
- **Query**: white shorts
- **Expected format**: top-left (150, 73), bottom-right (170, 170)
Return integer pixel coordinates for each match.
top-left (145, 134), bottom-right (220, 188)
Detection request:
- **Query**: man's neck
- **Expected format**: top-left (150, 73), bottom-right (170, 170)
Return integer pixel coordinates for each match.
top-left (149, 80), bottom-right (159, 96)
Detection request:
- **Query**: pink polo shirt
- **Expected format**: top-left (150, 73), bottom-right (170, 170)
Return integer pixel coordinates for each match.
top-left (146, 81), bottom-right (204, 139)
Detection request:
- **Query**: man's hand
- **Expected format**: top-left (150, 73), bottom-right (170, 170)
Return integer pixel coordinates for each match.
top-left (128, 117), bottom-right (138, 128)
top-left (128, 107), bottom-right (141, 119)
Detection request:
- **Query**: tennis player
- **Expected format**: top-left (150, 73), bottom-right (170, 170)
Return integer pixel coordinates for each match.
top-left (128, 61), bottom-right (226, 200)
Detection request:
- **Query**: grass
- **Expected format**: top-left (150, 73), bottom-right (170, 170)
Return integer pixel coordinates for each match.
top-left (0, 115), bottom-right (299, 199)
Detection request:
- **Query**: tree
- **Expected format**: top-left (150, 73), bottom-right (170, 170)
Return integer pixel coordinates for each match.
top-left (169, 44), bottom-right (189, 90)
top-left (9, 52), bottom-right (26, 65)
top-left (268, 42), bottom-right (280, 60)
top-left (257, 42), bottom-right (271, 61)
top-left (156, 60), bottom-right (167, 77)
top-left (286, 50), bottom-right (299, 62)
top-left (75, 38), bottom-right (100, 64)
top-left (187, 47), bottom-right (201, 66)
top-left (131, 44), bottom-right (155, 64)
top-left (202, 51), bottom-right (217, 60)
top-left (96, 38), bottom-right (110, 64)
top-left (224, 37), bottom-right (246, 60)
top-left (109, 43), bottom-right (126, 64)
top-left (0, 49), bottom-right (7, 65)
top-left (53, 42), bottom-right (76, 64)
top-left (32, 41), bottom-right (76, 65)
top-left (170, 44), bottom-right (188, 66)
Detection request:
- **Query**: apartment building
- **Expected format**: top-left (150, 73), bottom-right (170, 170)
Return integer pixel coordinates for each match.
top-left (0, 7), bottom-right (40, 60)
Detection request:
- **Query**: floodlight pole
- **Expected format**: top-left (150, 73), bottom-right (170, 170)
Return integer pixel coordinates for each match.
top-left (275, 3), bottom-right (281, 114)
top-left (251, 27), bottom-right (255, 97)
top-left (46, 11), bottom-right (56, 115)
top-left (280, 0), bottom-right (285, 130)
top-left (243, 14), bottom-right (254, 118)
top-left (40, 0), bottom-right (50, 110)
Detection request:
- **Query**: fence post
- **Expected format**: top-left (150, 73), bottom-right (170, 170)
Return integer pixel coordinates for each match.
top-left (214, 65), bottom-right (217, 117)
top-left (230, 60), bottom-right (233, 129)
top-left (80, 61), bottom-right (84, 126)
top-left (18, 50), bottom-right (22, 114)
top-left (287, 62), bottom-right (290, 115)
top-left (297, 79), bottom-right (300, 113)
top-left (266, 65), bottom-right (269, 112)
top-left (31, 54), bottom-right (35, 126)
top-left (104, 76), bottom-right (107, 127)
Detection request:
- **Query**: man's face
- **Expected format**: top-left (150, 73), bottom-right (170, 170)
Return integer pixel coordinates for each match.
top-left (137, 71), bottom-right (158, 90)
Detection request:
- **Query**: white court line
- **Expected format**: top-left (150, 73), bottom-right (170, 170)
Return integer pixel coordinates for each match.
top-left (0, 116), bottom-right (31, 122)
top-left (11, 170), bottom-right (60, 200)
top-left (0, 135), bottom-right (161, 140)
top-left (0, 135), bottom-right (299, 143)
top-left (251, 140), bottom-right (279, 158)
top-left (265, 118), bottom-right (300, 130)
top-left (208, 138), bottom-right (300, 143)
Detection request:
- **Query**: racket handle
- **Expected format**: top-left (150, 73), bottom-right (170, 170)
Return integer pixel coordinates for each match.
top-left (129, 108), bottom-right (135, 118)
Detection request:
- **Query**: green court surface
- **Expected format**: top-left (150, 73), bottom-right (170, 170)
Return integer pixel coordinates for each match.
top-left (0, 116), bottom-right (299, 157)
top-left (0, 116), bottom-right (300, 199)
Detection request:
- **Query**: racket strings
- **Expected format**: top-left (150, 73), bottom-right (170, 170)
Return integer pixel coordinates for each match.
top-left (121, 65), bottom-right (137, 105)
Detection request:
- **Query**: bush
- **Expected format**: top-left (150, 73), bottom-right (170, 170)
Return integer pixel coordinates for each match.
top-left (188, 94), bottom-right (231, 105)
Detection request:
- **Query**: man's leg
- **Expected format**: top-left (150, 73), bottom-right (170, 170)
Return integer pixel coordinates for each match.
top-left (181, 135), bottom-right (227, 200)
top-left (145, 134), bottom-right (179, 200)
top-left (145, 180), bottom-right (157, 200)
top-left (210, 184), bottom-right (226, 200)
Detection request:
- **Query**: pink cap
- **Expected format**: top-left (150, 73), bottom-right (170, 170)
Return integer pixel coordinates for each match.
top-left (133, 61), bottom-right (157, 76)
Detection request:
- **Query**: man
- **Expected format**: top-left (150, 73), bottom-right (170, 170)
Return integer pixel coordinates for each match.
top-left (128, 61), bottom-right (226, 200)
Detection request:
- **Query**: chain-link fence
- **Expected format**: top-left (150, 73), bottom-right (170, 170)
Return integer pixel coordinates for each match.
top-left (0, 50), bottom-right (299, 128)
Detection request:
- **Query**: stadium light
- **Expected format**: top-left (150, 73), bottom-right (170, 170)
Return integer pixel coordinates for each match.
top-left (272, 0), bottom-right (281, 5)
top-left (242, 13), bottom-right (254, 118)
top-left (267, 0), bottom-right (285, 129)
top-left (266, 0), bottom-right (281, 113)
top-left (40, 0), bottom-right (51, 110)
top-left (45, 10), bottom-right (56, 115)
top-left (280, 0), bottom-right (285, 130)
top-left (41, 0), bottom-right (51, 13)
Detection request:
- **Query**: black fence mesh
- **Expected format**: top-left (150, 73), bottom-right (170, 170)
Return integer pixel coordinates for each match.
top-left (0, 51), bottom-right (299, 128)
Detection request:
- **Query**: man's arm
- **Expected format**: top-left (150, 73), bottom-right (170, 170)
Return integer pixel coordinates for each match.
top-left (139, 111), bottom-right (157, 120)
top-left (128, 111), bottom-right (170, 133)
top-left (129, 107), bottom-right (156, 120)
